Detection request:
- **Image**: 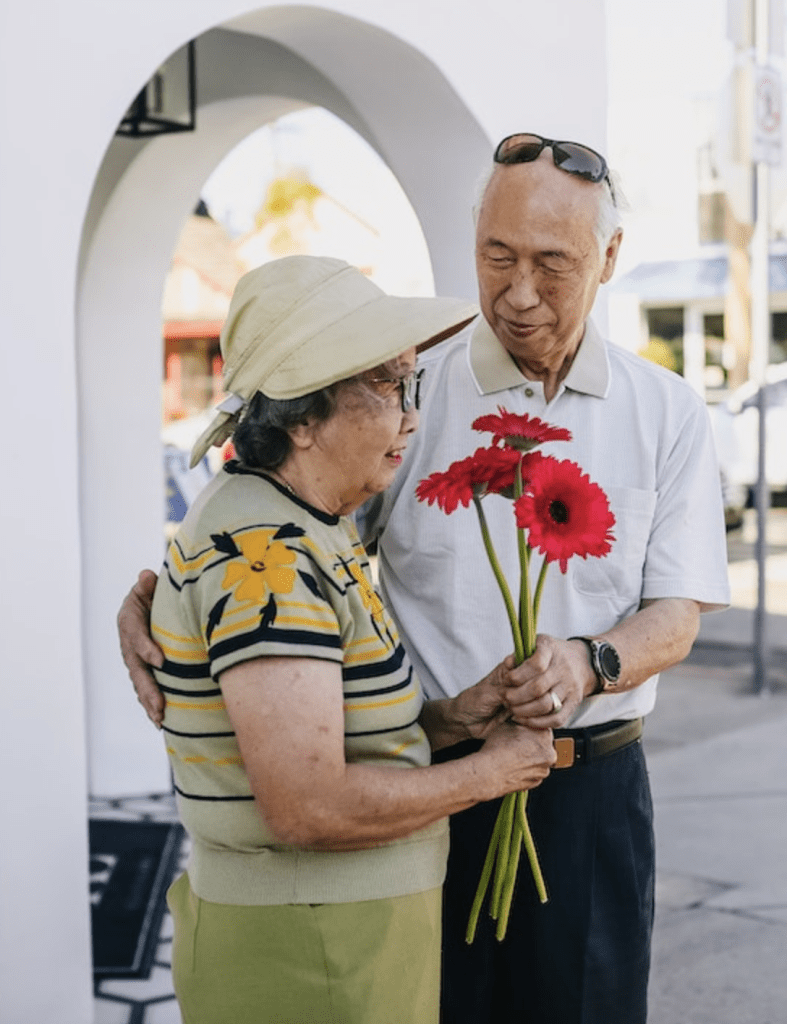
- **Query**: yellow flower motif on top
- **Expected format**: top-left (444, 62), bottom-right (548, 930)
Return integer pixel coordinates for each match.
top-left (349, 562), bottom-right (385, 622)
top-left (221, 530), bottom-right (297, 604)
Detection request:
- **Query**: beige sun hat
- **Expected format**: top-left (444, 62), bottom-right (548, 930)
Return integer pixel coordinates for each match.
top-left (190, 255), bottom-right (477, 467)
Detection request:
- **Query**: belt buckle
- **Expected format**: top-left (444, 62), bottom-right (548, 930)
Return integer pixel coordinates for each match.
top-left (553, 736), bottom-right (575, 769)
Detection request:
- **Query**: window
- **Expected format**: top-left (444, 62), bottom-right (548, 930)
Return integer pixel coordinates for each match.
top-left (769, 313), bottom-right (787, 364)
top-left (641, 307), bottom-right (684, 375)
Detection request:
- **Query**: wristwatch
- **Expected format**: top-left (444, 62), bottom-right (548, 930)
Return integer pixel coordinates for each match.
top-left (569, 636), bottom-right (622, 694)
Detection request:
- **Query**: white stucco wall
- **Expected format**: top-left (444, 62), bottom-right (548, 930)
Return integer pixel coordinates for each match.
top-left (0, 1), bottom-right (607, 1019)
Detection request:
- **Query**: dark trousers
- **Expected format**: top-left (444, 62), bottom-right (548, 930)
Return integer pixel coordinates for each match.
top-left (435, 738), bottom-right (655, 1024)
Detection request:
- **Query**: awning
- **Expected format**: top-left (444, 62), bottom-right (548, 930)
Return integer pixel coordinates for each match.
top-left (163, 319), bottom-right (224, 340)
top-left (613, 254), bottom-right (787, 302)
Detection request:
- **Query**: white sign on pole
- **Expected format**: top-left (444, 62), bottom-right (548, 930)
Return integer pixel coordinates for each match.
top-left (753, 64), bottom-right (783, 165)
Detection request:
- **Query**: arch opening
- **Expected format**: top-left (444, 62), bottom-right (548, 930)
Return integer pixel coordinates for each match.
top-left (77, 7), bottom-right (490, 798)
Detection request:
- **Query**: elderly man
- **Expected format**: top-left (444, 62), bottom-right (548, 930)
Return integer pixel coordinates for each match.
top-left (359, 134), bottom-right (729, 1023)
top-left (120, 135), bottom-right (730, 1023)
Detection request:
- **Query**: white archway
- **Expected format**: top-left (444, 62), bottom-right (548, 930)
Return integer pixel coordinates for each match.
top-left (78, 13), bottom-right (491, 795)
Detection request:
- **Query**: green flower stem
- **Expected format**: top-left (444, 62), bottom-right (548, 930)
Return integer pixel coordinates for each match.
top-left (473, 496), bottom-right (524, 664)
top-left (532, 556), bottom-right (550, 628)
top-left (514, 461), bottom-right (534, 661)
top-left (495, 805), bottom-right (523, 941)
top-left (465, 799), bottom-right (506, 944)
top-left (518, 535), bottom-right (535, 659)
top-left (490, 792), bottom-right (516, 920)
top-left (464, 480), bottom-right (549, 948)
top-left (518, 790), bottom-right (548, 904)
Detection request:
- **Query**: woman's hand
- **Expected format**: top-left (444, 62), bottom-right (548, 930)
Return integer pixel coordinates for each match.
top-left (477, 719), bottom-right (556, 796)
top-left (221, 655), bottom-right (555, 850)
top-left (452, 663), bottom-right (511, 741)
top-left (420, 663), bottom-right (510, 750)
top-left (117, 569), bottom-right (166, 727)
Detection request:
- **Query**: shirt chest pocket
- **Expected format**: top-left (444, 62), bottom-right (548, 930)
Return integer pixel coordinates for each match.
top-left (569, 485), bottom-right (657, 608)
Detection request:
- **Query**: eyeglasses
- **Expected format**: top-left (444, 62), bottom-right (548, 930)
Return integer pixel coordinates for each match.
top-left (494, 133), bottom-right (615, 202)
top-left (365, 368), bottom-right (424, 413)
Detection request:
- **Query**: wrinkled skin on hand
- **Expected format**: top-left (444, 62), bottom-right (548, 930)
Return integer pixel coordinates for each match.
top-left (117, 569), bottom-right (165, 727)
top-left (451, 661), bottom-right (517, 741)
top-left (478, 718), bottom-right (557, 795)
top-left (498, 634), bottom-right (596, 729)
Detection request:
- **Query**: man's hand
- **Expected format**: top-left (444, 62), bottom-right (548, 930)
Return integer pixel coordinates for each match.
top-left (500, 599), bottom-right (701, 729)
top-left (117, 570), bottom-right (165, 728)
top-left (500, 635), bottom-right (596, 729)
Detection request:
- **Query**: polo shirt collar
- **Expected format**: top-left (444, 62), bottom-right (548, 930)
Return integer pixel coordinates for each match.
top-left (468, 315), bottom-right (610, 398)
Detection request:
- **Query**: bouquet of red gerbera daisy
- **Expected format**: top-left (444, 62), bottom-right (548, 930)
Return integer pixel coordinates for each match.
top-left (416, 408), bottom-right (616, 942)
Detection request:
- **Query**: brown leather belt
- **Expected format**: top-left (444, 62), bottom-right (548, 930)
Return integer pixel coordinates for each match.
top-left (553, 718), bottom-right (643, 769)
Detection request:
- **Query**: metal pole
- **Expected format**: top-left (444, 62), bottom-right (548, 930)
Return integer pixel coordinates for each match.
top-left (751, 0), bottom-right (771, 693)
top-left (753, 381), bottom-right (770, 693)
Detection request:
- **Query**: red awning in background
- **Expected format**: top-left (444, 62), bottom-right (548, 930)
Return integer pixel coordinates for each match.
top-left (163, 320), bottom-right (223, 340)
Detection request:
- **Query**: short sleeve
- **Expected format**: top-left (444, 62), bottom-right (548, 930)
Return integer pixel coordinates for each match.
top-left (184, 521), bottom-right (345, 679)
top-left (642, 397), bottom-right (731, 611)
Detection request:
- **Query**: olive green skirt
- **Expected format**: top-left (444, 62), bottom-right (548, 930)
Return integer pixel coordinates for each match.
top-left (167, 872), bottom-right (442, 1024)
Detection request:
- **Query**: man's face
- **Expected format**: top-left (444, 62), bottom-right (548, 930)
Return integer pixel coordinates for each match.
top-left (475, 153), bottom-right (621, 371)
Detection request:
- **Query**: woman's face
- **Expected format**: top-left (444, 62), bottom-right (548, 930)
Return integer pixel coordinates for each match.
top-left (309, 348), bottom-right (419, 513)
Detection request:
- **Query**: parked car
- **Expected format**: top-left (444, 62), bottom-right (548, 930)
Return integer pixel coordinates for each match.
top-left (164, 444), bottom-right (214, 527)
top-left (709, 363), bottom-right (787, 521)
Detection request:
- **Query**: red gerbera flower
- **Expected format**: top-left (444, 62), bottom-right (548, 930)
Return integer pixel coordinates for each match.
top-left (514, 457), bottom-right (616, 573)
top-left (416, 454), bottom-right (477, 513)
top-left (469, 446), bottom-right (524, 498)
top-left (416, 446), bottom-right (531, 512)
top-left (472, 407), bottom-right (572, 451)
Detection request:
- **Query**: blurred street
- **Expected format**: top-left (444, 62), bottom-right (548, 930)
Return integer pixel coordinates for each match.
top-left (645, 506), bottom-right (787, 1023)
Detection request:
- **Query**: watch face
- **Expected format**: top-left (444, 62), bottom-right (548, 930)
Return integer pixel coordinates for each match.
top-left (599, 643), bottom-right (621, 681)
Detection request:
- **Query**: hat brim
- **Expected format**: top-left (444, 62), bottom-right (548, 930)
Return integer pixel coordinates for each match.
top-left (417, 315), bottom-right (478, 354)
top-left (260, 295), bottom-right (478, 400)
top-left (190, 283), bottom-right (477, 467)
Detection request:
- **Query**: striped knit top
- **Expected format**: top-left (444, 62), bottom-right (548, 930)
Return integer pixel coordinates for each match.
top-left (151, 463), bottom-right (448, 906)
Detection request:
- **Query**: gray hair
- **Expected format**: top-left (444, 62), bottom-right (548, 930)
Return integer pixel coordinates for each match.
top-left (232, 368), bottom-right (397, 470)
top-left (473, 161), bottom-right (628, 258)
top-left (233, 388), bottom-right (338, 470)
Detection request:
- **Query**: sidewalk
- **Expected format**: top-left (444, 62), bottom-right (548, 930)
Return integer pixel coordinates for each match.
top-left (643, 517), bottom-right (787, 1023)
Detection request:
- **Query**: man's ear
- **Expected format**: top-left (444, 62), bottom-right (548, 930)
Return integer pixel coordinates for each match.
top-left (600, 229), bottom-right (623, 284)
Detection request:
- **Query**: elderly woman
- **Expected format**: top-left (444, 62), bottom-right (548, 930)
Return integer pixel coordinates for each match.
top-left (128, 256), bottom-right (555, 1024)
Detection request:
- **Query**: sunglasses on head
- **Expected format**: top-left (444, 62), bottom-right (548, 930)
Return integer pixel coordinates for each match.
top-left (494, 133), bottom-right (615, 202)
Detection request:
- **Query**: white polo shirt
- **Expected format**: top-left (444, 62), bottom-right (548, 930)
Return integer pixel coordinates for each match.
top-left (360, 316), bottom-right (731, 728)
